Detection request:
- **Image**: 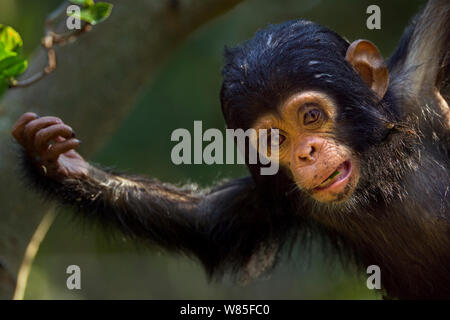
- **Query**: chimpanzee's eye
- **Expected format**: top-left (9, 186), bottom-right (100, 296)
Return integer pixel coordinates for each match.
top-left (303, 108), bottom-right (322, 125)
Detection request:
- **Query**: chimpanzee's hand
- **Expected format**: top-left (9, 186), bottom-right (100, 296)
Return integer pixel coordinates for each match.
top-left (12, 112), bottom-right (89, 180)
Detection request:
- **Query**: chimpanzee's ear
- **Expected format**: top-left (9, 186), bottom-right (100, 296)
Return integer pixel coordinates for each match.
top-left (345, 39), bottom-right (389, 100)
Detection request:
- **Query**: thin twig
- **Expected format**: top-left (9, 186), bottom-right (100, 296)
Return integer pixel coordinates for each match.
top-left (13, 209), bottom-right (57, 300)
top-left (9, 21), bottom-right (91, 89)
top-left (10, 48), bottom-right (56, 89)
top-left (52, 23), bottom-right (92, 45)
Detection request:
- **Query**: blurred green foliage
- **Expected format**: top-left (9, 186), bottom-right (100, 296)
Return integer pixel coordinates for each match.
top-left (68, 0), bottom-right (113, 25)
top-left (0, 0), bottom-right (426, 299)
top-left (0, 24), bottom-right (27, 95)
top-left (0, 0), bottom-right (112, 97)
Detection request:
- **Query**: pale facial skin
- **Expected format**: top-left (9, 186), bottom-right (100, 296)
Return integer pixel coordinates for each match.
top-left (253, 90), bottom-right (360, 203)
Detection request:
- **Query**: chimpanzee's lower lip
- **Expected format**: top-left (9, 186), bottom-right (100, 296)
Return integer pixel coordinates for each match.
top-left (314, 160), bottom-right (352, 191)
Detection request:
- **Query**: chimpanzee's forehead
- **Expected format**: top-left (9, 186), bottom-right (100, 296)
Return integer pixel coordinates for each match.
top-left (221, 19), bottom-right (377, 132)
top-left (222, 19), bottom-right (352, 98)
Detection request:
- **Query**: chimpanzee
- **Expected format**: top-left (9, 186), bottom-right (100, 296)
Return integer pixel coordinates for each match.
top-left (11, 0), bottom-right (449, 299)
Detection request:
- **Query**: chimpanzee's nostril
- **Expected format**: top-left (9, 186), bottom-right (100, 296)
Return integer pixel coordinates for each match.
top-left (298, 146), bottom-right (316, 162)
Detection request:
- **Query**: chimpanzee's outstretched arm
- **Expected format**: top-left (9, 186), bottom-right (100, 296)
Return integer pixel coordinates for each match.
top-left (12, 113), bottom-right (288, 277)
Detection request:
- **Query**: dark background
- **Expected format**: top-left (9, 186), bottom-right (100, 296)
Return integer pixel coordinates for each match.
top-left (0, 0), bottom-right (426, 299)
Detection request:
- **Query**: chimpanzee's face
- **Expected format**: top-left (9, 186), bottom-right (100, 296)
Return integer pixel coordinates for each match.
top-left (252, 90), bottom-right (360, 203)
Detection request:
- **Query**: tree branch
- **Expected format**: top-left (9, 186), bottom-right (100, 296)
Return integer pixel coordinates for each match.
top-left (10, 17), bottom-right (93, 89)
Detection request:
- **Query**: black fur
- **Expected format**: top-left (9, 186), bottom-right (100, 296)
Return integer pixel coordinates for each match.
top-left (21, 1), bottom-right (449, 298)
top-left (21, 150), bottom-right (306, 281)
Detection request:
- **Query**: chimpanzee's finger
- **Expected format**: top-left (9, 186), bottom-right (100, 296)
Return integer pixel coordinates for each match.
top-left (11, 112), bottom-right (39, 146)
top-left (45, 138), bottom-right (80, 161)
top-left (35, 123), bottom-right (74, 152)
top-left (23, 117), bottom-right (65, 151)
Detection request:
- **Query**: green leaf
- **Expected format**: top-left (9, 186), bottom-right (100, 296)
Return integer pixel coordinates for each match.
top-left (0, 56), bottom-right (27, 78)
top-left (69, 0), bottom-right (95, 7)
top-left (69, 2), bottom-right (113, 25)
top-left (0, 43), bottom-right (16, 62)
top-left (0, 24), bottom-right (23, 54)
top-left (0, 42), bottom-right (28, 78)
top-left (0, 54), bottom-right (18, 71)
top-left (0, 25), bottom-right (27, 96)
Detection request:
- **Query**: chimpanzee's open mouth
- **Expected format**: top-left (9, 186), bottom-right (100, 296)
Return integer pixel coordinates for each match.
top-left (314, 160), bottom-right (352, 191)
